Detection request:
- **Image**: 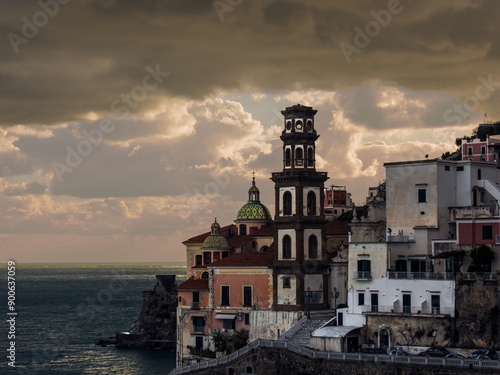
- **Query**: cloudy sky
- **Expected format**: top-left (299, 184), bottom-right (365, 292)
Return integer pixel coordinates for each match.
top-left (1, 0), bottom-right (499, 263)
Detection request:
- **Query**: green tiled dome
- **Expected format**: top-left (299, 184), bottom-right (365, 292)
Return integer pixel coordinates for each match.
top-left (236, 202), bottom-right (272, 221)
top-left (202, 234), bottom-right (229, 249)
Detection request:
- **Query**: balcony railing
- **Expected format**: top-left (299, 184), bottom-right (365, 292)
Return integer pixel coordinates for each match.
top-left (387, 271), bottom-right (454, 280)
top-left (449, 206), bottom-right (498, 221)
top-left (387, 235), bottom-right (414, 243)
top-left (188, 346), bottom-right (216, 358)
top-left (353, 271), bottom-right (371, 280)
top-left (192, 325), bottom-right (206, 334)
top-left (363, 305), bottom-right (452, 315)
top-left (191, 302), bottom-right (200, 310)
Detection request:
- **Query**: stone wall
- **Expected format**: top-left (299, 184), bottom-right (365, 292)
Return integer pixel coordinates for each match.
top-left (174, 345), bottom-right (500, 375)
top-left (365, 314), bottom-right (453, 350)
top-left (454, 273), bottom-right (500, 348)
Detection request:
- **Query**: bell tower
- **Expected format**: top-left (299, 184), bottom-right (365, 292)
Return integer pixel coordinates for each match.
top-left (271, 104), bottom-right (329, 311)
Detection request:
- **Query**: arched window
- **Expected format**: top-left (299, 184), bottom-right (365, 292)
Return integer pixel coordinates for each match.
top-left (307, 191), bottom-right (316, 216)
top-left (240, 224), bottom-right (247, 236)
top-left (296, 147), bottom-right (303, 166)
top-left (252, 241), bottom-right (258, 251)
top-left (283, 191), bottom-right (292, 215)
top-left (283, 235), bottom-right (292, 259)
top-left (285, 148), bottom-right (291, 167)
top-left (202, 272), bottom-right (209, 279)
top-left (308, 235), bottom-right (318, 259)
top-left (478, 169), bottom-right (482, 180)
top-left (307, 147), bottom-right (314, 167)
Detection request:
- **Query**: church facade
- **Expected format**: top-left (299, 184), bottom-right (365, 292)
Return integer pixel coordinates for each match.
top-left (176, 105), bottom-right (349, 366)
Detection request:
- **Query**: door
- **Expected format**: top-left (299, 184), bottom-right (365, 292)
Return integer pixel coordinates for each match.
top-left (371, 293), bottom-right (378, 313)
top-left (403, 294), bottom-right (411, 314)
top-left (431, 295), bottom-right (440, 314)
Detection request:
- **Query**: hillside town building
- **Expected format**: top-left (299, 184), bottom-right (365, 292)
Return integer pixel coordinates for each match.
top-left (175, 107), bottom-right (500, 369)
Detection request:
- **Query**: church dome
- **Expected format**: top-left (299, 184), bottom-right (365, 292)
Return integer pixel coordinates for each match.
top-left (201, 218), bottom-right (230, 249)
top-left (236, 202), bottom-right (272, 221)
top-left (201, 234), bottom-right (229, 249)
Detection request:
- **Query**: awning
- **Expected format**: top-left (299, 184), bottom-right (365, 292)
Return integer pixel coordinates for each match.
top-left (215, 314), bottom-right (236, 320)
top-left (312, 326), bottom-right (361, 338)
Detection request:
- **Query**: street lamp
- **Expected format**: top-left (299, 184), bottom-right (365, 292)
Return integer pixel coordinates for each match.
top-left (331, 287), bottom-right (340, 311)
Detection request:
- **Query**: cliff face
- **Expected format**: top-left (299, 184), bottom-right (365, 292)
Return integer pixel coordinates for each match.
top-left (100, 275), bottom-right (178, 349)
top-left (454, 273), bottom-right (500, 348)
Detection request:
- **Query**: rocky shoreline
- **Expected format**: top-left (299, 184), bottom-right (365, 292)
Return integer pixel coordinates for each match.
top-left (97, 275), bottom-right (178, 349)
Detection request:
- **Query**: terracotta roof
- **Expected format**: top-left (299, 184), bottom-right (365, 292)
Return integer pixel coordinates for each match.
top-left (326, 221), bottom-right (351, 236)
top-left (183, 225), bottom-right (234, 244)
top-left (227, 235), bottom-right (254, 249)
top-left (251, 223), bottom-right (275, 236)
top-left (208, 253), bottom-right (274, 268)
top-left (177, 278), bottom-right (209, 291)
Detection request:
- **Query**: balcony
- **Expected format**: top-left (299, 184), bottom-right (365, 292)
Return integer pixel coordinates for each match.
top-left (364, 305), bottom-right (452, 315)
top-left (192, 325), bottom-right (206, 334)
top-left (191, 302), bottom-right (200, 310)
top-left (353, 271), bottom-right (371, 280)
top-left (387, 271), bottom-right (454, 280)
top-left (387, 235), bottom-right (415, 243)
top-left (449, 206), bottom-right (498, 222)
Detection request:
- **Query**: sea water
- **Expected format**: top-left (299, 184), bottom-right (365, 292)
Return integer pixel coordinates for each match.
top-left (1, 263), bottom-right (187, 375)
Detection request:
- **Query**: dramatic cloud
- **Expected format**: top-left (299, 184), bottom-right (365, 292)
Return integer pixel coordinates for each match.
top-left (0, 1), bottom-right (497, 262)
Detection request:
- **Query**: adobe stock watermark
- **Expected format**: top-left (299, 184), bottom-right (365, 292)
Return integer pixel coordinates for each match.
top-left (443, 74), bottom-right (500, 125)
top-left (18, 269), bottom-right (128, 375)
top-left (339, 0), bottom-right (405, 64)
top-left (51, 64), bottom-right (169, 182)
top-left (7, 0), bottom-right (72, 54)
top-left (213, 0), bottom-right (243, 22)
top-left (183, 167), bottom-right (240, 224)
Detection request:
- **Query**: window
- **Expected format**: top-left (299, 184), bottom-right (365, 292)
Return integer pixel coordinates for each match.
top-left (243, 286), bottom-right (252, 307)
top-left (221, 286), bottom-right (230, 306)
top-left (195, 255), bottom-right (202, 266)
top-left (245, 366), bottom-right (253, 374)
top-left (308, 235), bottom-right (318, 259)
top-left (285, 148), bottom-right (291, 167)
top-left (203, 252), bottom-right (211, 265)
top-left (223, 319), bottom-right (235, 330)
top-left (282, 235), bottom-right (292, 259)
top-left (482, 146), bottom-right (486, 155)
top-left (358, 293), bottom-right (364, 306)
top-left (201, 272), bottom-right (209, 279)
top-left (222, 251), bottom-right (229, 258)
top-left (403, 294), bottom-right (411, 314)
top-left (357, 260), bottom-right (371, 279)
top-left (307, 147), bottom-right (314, 167)
top-left (478, 169), bottom-right (482, 180)
top-left (307, 191), bottom-right (316, 215)
top-left (193, 292), bottom-right (199, 303)
top-left (418, 188), bottom-right (426, 203)
top-left (296, 147), bottom-right (303, 166)
top-left (483, 225), bottom-right (493, 240)
top-left (283, 191), bottom-right (292, 215)
top-left (283, 277), bottom-right (291, 289)
top-left (328, 200), bottom-right (332, 205)
top-left (468, 147), bottom-right (473, 156)
top-left (444, 165), bottom-right (450, 171)
top-left (244, 313), bottom-right (250, 325)
top-left (240, 224), bottom-right (247, 236)
top-left (431, 295), bottom-right (440, 314)
top-left (371, 293), bottom-right (378, 313)
top-left (457, 166), bottom-right (464, 171)
top-left (192, 316), bottom-right (205, 333)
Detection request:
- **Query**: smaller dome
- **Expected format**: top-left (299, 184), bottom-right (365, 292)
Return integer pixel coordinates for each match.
top-left (249, 185), bottom-right (259, 193)
top-left (202, 234), bottom-right (229, 249)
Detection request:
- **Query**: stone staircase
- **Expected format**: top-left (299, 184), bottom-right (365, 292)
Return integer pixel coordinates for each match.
top-left (280, 310), bottom-right (335, 347)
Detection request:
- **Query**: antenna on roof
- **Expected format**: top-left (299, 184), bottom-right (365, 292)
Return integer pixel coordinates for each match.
top-left (484, 112), bottom-right (490, 124)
